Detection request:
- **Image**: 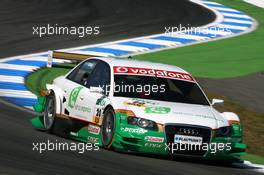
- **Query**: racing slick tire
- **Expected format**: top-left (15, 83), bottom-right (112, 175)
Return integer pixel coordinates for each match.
top-left (43, 92), bottom-right (57, 133)
top-left (102, 108), bottom-right (115, 149)
top-left (43, 92), bottom-right (70, 137)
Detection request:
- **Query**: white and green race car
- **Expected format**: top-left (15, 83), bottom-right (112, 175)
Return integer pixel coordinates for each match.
top-left (32, 52), bottom-right (246, 160)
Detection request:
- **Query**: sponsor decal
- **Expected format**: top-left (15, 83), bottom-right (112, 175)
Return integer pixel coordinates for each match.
top-left (123, 101), bottom-right (146, 107)
top-left (93, 108), bottom-right (103, 124)
top-left (87, 136), bottom-right (99, 143)
top-left (67, 87), bottom-right (91, 114)
top-left (145, 106), bottom-right (171, 114)
top-left (68, 87), bottom-right (83, 108)
top-left (75, 105), bottom-right (91, 113)
top-left (113, 66), bottom-right (195, 82)
top-left (123, 99), bottom-right (157, 107)
top-left (120, 127), bottom-right (147, 134)
top-left (145, 136), bottom-right (164, 143)
top-left (174, 135), bottom-right (203, 145)
top-left (88, 124), bottom-right (101, 135)
top-left (70, 132), bottom-right (79, 137)
top-left (134, 99), bottom-right (157, 105)
top-left (95, 108), bottom-right (102, 117)
top-left (145, 143), bottom-right (163, 148)
top-left (96, 97), bottom-right (107, 106)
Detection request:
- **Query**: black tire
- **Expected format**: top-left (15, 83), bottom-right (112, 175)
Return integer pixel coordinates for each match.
top-left (43, 92), bottom-right (56, 132)
top-left (102, 108), bottom-right (115, 148)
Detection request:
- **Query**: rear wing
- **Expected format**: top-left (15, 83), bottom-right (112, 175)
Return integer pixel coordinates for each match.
top-left (47, 51), bottom-right (100, 68)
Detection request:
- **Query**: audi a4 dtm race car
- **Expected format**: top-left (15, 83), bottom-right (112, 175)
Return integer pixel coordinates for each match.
top-left (32, 51), bottom-right (246, 160)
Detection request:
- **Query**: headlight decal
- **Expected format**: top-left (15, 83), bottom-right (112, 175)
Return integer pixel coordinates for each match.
top-left (127, 116), bottom-right (158, 131)
top-left (231, 123), bottom-right (242, 136)
top-left (215, 126), bottom-right (232, 137)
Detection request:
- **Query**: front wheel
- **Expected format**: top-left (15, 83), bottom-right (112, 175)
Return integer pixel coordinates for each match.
top-left (102, 108), bottom-right (115, 148)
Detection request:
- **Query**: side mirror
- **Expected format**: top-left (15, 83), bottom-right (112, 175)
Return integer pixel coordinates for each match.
top-left (212, 98), bottom-right (224, 106)
top-left (90, 86), bottom-right (104, 94)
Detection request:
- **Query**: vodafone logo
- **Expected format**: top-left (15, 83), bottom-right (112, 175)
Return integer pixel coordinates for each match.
top-left (115, 66), bottom-right (128, 73)
top-left (113, 66), bottom-right (195, 82)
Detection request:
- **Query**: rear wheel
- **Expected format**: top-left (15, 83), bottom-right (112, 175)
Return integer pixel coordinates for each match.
top-left (43, 92), bottom-right (56, 132)
top-left (102, 108), bottom-right (115, 148)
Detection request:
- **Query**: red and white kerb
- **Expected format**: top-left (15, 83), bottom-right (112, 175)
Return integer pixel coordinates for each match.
top-left (113, 66), bottom-right (195, 82)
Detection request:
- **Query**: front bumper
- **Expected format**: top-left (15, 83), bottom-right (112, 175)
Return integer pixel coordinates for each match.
top-left (112, 112), bottom-right (247, 160)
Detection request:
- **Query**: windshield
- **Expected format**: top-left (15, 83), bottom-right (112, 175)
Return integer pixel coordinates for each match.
top-left (113, 75), bottom-right (209, 106)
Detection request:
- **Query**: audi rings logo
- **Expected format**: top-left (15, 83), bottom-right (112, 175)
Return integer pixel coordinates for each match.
top-left (115, 67), bottom-right (128, 73)
top-left (179, 128), bottom-right (199, 135)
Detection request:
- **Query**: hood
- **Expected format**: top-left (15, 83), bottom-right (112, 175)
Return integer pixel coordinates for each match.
top-left (111, 97), bottom-right (228, 129)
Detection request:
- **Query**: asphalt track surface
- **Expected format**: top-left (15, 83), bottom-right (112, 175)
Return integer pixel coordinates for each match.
top-left (0, 0), bottom-right (215, 58)
top-left (0, 0), bottom-right (262, 174)
top-left (0, 100), bottom-right (261, 175)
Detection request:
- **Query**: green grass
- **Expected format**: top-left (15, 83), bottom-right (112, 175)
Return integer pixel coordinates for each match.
top-left (242, 154), bottom-right (264, 165)
top-left (134, 0), bottom-right (264, 78)
top-left (26, 67), bottom-right (71, 96)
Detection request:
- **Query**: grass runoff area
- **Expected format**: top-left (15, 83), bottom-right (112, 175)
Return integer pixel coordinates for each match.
top-left (26, 65), bottom-right (73, 96)
top-left (26, 0), bottom-right (264, 164)
top-left (134, 0), bottom-right (264, 78)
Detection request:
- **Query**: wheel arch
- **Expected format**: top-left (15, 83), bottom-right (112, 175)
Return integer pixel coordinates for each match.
top-left (221, 112), bottom-right (240, 124)
top-left (46, 84), bottom-right (63, 114)
top-left (103, 105), bottom-right (115, 117)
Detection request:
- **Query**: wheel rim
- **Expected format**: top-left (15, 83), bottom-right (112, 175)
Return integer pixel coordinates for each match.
top-left (44, 97), bottom-right (55, 129)
top-left (103, 112), bottom-right (114, 146)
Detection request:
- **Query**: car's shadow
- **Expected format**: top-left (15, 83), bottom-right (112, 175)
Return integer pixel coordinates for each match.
top-left (113, 150), bottom-right (262, 171)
